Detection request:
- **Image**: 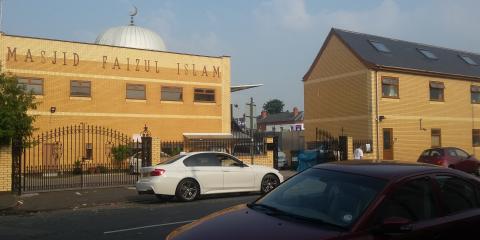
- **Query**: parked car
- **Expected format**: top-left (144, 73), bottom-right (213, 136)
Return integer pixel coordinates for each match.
top-left (417, 147), bottom-right (480, 175)
top-left (136, 152), bottom-right (283, 201)
top-left (167, 160), bottom-right (480, 239)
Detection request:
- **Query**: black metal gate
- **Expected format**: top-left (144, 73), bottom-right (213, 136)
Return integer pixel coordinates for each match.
top-left (306, 129), bottom-right (347, 161)
top-left (15, 124), bottom-right (151, 193)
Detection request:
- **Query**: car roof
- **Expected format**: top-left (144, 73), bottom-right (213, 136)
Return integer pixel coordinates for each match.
top-left (182, 151), bottom-right (232, 156)
top-left (314, 160), bottom-right (449, 180)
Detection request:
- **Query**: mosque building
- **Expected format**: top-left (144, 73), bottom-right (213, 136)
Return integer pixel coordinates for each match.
top-left (0, 10), bottom-right (231, 140)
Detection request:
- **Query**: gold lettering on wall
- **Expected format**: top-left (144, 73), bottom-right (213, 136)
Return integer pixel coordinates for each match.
top-left (135, 59), bottom-right (140, 71)
top-left (4, 47), bottom-right (222, 78)
top-left (73, 53), bottom-right (80, 66)
top-left (63, 52), bottom-right (67, 65)
top-left (52, 51), bottom-right (57, 64)
top-left (102, 56), bottom-right (108, 69)
top-left (25, 49), bottom-right (34, 62)
top-left (7, 47), bottom-right (16, 61)
top-left (112, 57), bottom-right (120, 70)
top-left (41, 51), bottom-right (46, 63)
top-left (144, 60), bottom-right (150, 72)
top-left (213, 66), bottom-right (220, 77)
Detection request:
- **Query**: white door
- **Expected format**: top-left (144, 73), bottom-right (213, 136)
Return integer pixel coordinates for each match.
top-left (217, 154), bottom-right (255, 191)
top-left (183, 153), bottom-right (223, 193)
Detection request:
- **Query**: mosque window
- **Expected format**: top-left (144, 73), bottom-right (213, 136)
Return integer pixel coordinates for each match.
top-left (194, 88), bottom-right (215, 103)
top-left (17, 77), bottom-right (43, 95)
top-left (161, 86), bottom-right (183, 101)
top-left (126, 84), bottom-right (146, 100)
top-left (70, 80), bottom-right (91, 97)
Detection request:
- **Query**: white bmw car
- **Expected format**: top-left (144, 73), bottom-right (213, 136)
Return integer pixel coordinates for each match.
top-left (136, 152), bottom-right (284, 201)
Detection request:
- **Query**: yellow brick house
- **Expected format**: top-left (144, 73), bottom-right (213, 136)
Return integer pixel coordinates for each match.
top-left (304, 28), bottom-right (480, 161)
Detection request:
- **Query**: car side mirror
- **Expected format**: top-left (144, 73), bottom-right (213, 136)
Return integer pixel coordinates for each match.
top-left (379, 217), bottom-right (413, 234)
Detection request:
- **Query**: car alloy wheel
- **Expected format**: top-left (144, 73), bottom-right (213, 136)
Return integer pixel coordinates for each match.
top-left (261, 174), bottom-right (279, 194)
top-left (176, 179), bottom-right (199, 202)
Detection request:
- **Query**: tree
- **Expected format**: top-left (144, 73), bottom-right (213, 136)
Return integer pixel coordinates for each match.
top-left (0, 74), bottom-right (38, 146)
top-left (262, 99), bottom-right (285, 114)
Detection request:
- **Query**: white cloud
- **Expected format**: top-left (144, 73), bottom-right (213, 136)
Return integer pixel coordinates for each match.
top-left (254, 0), bottom-right (480, 53)
top-left (254, 0), bottom-right (313, 31)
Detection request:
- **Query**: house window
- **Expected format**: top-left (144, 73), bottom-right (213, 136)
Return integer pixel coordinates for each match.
top-left (471, 86), bottom-right (480, 104)
top-left (17, 78), bottom-right (43, 95)
top-left (161, 86), bottom-right (183, 101)
top-left (369, 40), bottom-right (390, 53)
top-left (70, 80), bottom-right (91, 97)
top-left (473, 130), bottom-right (480, 147)
top-left (126, 84), bottom-right (146, 100)
top-left (382, 77), bottom-right (399, 98)
top-left (429, 81), bottom-right (444, 101)
top-left (431, 129), bottom-right (441, 148)
top-left (418, 49), bottom-right (438, 60)
top-left (194, 88), bottom-right (215, 102)
top-left (460, 55), bottom-right (478, 65)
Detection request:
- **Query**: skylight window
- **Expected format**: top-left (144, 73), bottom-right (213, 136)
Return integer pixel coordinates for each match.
top-left (459, 55), bottom-right (478, 65)
top-left (369, 40), bottom-right (390, 53)
top-left (418, 49), bottom-right (438, 60)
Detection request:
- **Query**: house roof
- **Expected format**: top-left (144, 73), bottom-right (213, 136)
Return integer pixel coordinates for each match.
top-left (304, 28), bottom-right (480, 81)
top-left (257, 111), bottom-right (304, 124)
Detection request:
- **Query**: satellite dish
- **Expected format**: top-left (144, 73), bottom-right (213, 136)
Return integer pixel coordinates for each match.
top-left (129, 6), bottom-right (138, 17)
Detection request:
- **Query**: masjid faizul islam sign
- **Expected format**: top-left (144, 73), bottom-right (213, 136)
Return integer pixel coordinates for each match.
top-left (5, 46), bottom-right (222, 78)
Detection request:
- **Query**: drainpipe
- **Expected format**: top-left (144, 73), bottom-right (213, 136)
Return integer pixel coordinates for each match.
top-left (472, 81), bottom-right (476, 156)
top-left (375, 71), bottom-right (380, 162)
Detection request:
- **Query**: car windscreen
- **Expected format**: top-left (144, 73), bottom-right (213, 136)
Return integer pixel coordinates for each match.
top-left (253, 168), bottom-right (386, 229)
top-left (156, 154), bottom-right (185, 165)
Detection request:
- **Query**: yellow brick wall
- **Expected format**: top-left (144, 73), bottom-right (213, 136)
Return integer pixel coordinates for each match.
top-left (375, 71), bottom-right (480, 161)
top-left (236, 151), bottom-right (274, 168)
top-left (304, 34), bottom-right (372, 143)
top-left (0, 145), bottom-right (12, 192)
top-left (0, 34), bottom-right (231, 140)
top-left (151, 137), bottom-right (161, 165)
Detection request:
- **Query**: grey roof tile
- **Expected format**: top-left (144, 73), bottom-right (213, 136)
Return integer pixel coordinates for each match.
top-left (331, 28), bottom-right (480, 79)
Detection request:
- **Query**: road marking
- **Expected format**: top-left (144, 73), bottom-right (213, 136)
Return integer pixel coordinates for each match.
top-left (103, 220), bottom-right (196, 234)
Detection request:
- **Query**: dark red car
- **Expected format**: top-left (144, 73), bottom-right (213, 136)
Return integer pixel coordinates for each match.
top-left (167, 161), bottom-right (480, 240)
top-left (417, 147), bottom-right (480, 175)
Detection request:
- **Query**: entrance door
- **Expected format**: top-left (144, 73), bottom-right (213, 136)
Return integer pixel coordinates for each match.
top-left (383, 128), bottom-right (394, 160)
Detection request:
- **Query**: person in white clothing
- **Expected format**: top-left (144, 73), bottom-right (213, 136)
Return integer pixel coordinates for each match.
top-left (354, 146), bottom-right (364, 160)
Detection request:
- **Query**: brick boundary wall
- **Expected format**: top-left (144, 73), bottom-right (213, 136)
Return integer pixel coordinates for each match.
top-left (0, 145), bottom-right (12, 192)
top-left (151, 137), bottom-right (161, 165)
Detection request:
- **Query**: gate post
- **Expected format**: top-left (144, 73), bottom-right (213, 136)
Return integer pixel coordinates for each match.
top-left (141, 125), bottom-right (152, 167)
top-left (0, 143), bottom-right (13, 193)
top-left (11, 138), bottom-right (22, 195)
top-left (338, 136), bottom-right (348, 161)
top-left (273, 136), bottom-right (279, 169)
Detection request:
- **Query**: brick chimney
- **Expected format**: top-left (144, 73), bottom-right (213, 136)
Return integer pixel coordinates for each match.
top-left (261, 110), bottom-right (268, 119)
top-left (293, 107), bottom-right (299, 117)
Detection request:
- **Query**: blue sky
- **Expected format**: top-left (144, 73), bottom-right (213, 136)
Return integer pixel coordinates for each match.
top-left (4, 0), bottom-right (480, 117)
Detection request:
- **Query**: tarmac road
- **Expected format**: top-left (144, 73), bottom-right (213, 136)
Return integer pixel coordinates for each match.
top-left (0, 194), bottom-right (260, 240)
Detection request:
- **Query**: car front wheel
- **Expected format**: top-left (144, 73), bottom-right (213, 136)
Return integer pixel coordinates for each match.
top-left (261, 174), bottom-right (280, 194)
top-left (175, 179), bottom-right (200, 202)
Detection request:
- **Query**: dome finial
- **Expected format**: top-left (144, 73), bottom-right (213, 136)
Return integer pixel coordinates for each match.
top-left (129, 5), bottom-right (138, 26)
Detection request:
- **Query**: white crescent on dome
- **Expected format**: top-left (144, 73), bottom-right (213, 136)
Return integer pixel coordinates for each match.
top-left (94, 7), bottom-right (166, 51)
